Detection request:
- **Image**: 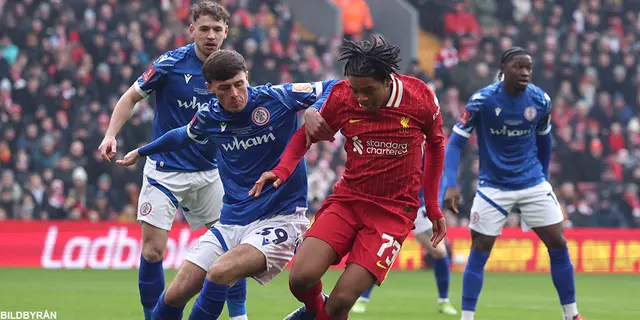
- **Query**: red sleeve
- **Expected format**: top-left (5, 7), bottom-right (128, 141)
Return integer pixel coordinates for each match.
top-left (271, 125), bottom-right (310, 182)
top-left (421, 89), bottom-right (445, 221)
top-left (272, 84), bottom-right (345, 181)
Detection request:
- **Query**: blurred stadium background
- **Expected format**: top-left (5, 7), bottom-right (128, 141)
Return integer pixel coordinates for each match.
top-left (0, 0), bottom-right (639, 319)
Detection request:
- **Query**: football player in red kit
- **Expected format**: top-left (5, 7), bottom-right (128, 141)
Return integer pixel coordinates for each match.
top-left (250, 35), bottom-right (447, 320)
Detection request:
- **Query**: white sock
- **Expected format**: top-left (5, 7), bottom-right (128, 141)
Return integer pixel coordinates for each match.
top-left (562, 303), bottom-right (578, 319)
top-left (230, 316), bottom-right (248, 320)
top-left (437, 298), bottom-right (450, 303)
top-left (461, 310), bottom-right (474, 320)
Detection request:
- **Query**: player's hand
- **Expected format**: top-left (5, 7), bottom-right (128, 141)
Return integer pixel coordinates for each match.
top-left (98, 135), bottom-right (117, 162)
top-left (116, 149), bottom-right (141, 167)
top-left (443, 187), bottom-right (461, 214)
top-left (249, 171), bottom-right (282, 198)
top-left (303, 108), bottom-right (334, 147)
top-left (430, 217), bottom-right (447, 248)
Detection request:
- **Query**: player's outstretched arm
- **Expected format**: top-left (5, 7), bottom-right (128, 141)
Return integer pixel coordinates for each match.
top-left (116, 126), bottom-right (194, 167)
top-left (98, 85), bottom-right (145, 162)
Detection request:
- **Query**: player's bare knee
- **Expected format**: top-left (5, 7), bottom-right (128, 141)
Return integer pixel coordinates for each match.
top-left (430, 243), bottom-right (448, 259)
top-left (141, 244), bottom-right (165, 262)
top-left (289, 269), bottom-right (318, 293)
top-left (165, 261), bottom-right (206, 306)
top-left (325, 289), bottom-right (358, 316)
top-left (470, 230), bottom-right (496, 253)
top-left (141, 222), bottom-right (168, 262)
top-left (164, 283), bottom-right (191, 307)
top-left (534, 223), bottom-right (567, 249)
top-left (206, 261), bottom-right (239, 286)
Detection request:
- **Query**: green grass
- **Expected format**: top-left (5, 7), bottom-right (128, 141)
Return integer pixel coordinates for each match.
top-left (0, 268), bottom-right (638, 319)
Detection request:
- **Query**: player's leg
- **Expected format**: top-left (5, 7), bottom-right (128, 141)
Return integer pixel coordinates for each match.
top-left (326, 263), bottom-right (378, 319)
top-left (152, 229), bottom-right (226, 319)
top-left (324, 205), bottom-right (413, 318)
top-left (137, 173), bottom-right (180, 319)
top-left (284, 204), bottom-right (359, 320)
top-left (184, 170), bottom-right (248, 320)
top-left (350, 285), bottom-right (374, 313)
top-left (461, 187), bottom-right (515, 320)
top-left (189, 211), bottom-right (309, 320)
top-left (188, 244), bottom-right (264, 320)
top-left (413, 206), bottom-right (457, 315)
top-left (518, 182), bottom-right (583, 320)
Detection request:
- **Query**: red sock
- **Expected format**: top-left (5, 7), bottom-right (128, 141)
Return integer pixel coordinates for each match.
top-left (291, 280), bottom-right (325, 313)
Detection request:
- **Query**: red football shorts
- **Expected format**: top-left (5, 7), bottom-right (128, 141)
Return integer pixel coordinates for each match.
top-left (305, 199), bottom-right (415, 285)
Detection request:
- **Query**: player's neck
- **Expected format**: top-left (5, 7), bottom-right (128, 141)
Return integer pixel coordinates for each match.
top-left (383, 86), bottom-right (393, 105)
top-left (194, 47), bottom-right (209, 62)
top-left (503, 85), bottom-right (524, 97)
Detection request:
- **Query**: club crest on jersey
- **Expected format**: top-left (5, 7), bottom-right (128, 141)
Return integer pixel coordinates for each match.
top-left (252, 107), bottom-right (270, 126)
top-left (291, 83), bottom-right (313, 93)
top-left (140, 202), bottom-right (152, 216)
top-left (524, 106), bottom-right (537, 121)
top-left (399, 117), bottom-right (410, 133)
top-left (470, 211), bottom-right (480, 224)
top-left (142, 66), bottom-right (155, 83)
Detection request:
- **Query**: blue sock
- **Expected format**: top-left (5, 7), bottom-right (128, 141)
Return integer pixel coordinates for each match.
top-left (188, 279), bottom-right (230, 320)
top-left (432, 254), bottom-right (451, 300)
top-left (139, 255), bottom-right (165, 318)
top-left (152, 291), bottom-right (184, 320)
top-left (226, 278), bottom-right (248, 317)
top-left (461, 250), bottom-right (489, 312)
top-left (549, 247), bottom-right (576, 305)
top-left (360, 284), bottom-right (375, 300)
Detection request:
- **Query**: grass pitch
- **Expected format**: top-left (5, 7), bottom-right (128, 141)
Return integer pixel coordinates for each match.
top-left (0, 268), bottom-right (637, 319)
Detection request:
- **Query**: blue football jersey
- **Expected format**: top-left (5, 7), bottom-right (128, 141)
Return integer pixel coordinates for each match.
top-left (453, 82), bottom-right (552, 191)
top-left (187, 81), bottom-right (336, 225)
top-left (134, 43), bottom-right (218, 172)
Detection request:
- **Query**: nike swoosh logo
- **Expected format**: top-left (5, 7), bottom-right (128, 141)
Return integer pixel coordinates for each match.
top-left (349, 119), bottom-right (363, 123)
top-left (376, 260), bottom-right (388, 269)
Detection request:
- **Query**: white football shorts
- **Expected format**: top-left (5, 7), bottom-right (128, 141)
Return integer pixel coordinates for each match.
top-left (468, 181), bottom-right (564, 236)
top-left (186, 209), bottom-right (309, 284)
top-left (137, 158), bottom-right (224, 231)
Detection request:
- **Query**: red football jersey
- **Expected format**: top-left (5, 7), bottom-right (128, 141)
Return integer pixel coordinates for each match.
top-left (271, 74), bottom-right (445, 220)
top-left (316, 74), bottom-right (444, 217)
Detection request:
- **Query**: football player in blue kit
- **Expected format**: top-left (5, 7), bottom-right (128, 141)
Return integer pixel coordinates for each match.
top-left (97, 3), bottom-right (248, 319)
top-left (441, 47), bottom-right (586, 320)
top-left (117, 49), bottom-right (337, 319)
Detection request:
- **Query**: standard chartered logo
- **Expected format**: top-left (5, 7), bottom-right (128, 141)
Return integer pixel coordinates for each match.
top-left (352, 136), bottom-right (364, 154)
top-left (177, 97), bottom-right (209, 109)
top-left (490, 126), bottom-right (532, 137)
top-left (352, 136), bottom-right (408, 156)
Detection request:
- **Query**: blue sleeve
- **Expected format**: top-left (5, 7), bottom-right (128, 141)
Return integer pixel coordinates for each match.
top-left (186, 104), bottom-right (217, 144)
top-left (138, 126), bottom-right (193, 157)
top-left (443, 131), bottom-right (468, 188)
top-left (535, 91), bottom-right (553, 178)
top-left (536, 133), bottom-right (552, 179)
top-left (536, 92), bottom-right (552, 135)
top-left (442, 91), bottom-right (482, 188)
top-left (272, 80), bottom-right (338, 112)
top-left (133, 53), bottom-right (177, 98)
top-left (452, 91), bottom-right (483, 138)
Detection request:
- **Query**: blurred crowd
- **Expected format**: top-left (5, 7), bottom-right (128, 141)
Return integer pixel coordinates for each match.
top-left (0, 0), bottom-right (341, 222)
top-left (0, 0), bottom-right (638, 229)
